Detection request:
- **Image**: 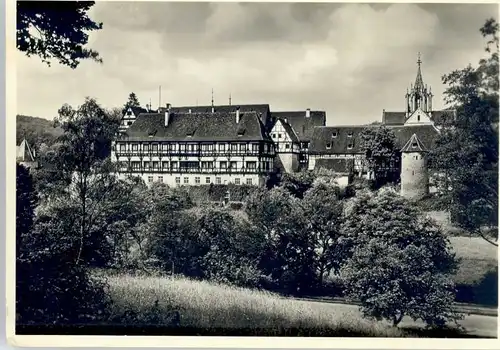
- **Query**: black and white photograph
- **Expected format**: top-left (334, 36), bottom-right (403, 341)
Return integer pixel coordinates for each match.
top-left (8, 0), bottom-right (500, 344)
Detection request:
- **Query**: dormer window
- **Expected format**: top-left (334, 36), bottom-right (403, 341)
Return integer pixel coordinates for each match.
top-left (332, 132), bottom-right (338, 138)
top-left (126, 110), bottom-right (132, 116)
top-left (347, 132), bottom-right (353, 138)
top-left (412, 142), bottom-right (418, 148)
top-left (326, 143), bottom-right (332, 149)
top-left (417, 115), bottom-right (420, 122)
top-left (347, 143), bottom-right (354, 150)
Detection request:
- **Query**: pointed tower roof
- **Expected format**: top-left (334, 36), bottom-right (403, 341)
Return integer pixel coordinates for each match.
top-left (401, 133), bottom-right (427, 152)
top-left (413, 52), bottom-right (425, 92)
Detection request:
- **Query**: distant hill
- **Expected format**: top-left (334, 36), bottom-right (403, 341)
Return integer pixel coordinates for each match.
top-left (16, 115), bottom-right (64, 151)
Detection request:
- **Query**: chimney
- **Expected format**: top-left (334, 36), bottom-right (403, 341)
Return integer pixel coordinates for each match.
top-left (236, 107), bottom-right (240, 123)
top-left (306, 108), bottom-right (311, 118)
top-left (165, 106), bottom-right (170, 127)
top-left (188, 108), bottom-right (192, 114)
top-left (211, 106), bottom-right (215, 113)
top-left (166, 103), bottom-right (172, 109)
top-left (146, 104), bottom-right (150, 112)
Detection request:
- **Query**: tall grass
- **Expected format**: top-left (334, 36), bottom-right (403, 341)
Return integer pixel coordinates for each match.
top-left (106, 274), bottom-right (406, 337)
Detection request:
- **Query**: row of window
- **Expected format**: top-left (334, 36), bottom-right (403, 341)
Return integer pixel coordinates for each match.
top-left (147, 176), bottom-right (253, 186)
top-left (125, 160), bottom-right (267, 170)
top-left (117, 142), bottom-right (270, 153)
top-left (330, 131), bottom-right (353, 138)
top-left (326, 142), bottom-right (354, 150)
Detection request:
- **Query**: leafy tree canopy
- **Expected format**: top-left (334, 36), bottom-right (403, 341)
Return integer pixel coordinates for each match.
top-left (340, 188), bottom-right (461, 328)
top-left (17, 1), bottom-right (102, 69)
top-left (429, 18), bottom-right (499, 246)
top-left (359, 126), bottom-right (399, 186)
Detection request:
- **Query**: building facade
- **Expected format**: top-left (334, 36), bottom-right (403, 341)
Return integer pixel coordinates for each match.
top-left (112, 107), bottom-right (276, 187)
top-left (271, 109), bottom-right (326, 171)
top-left (119, 106), bottom-right (149, 133)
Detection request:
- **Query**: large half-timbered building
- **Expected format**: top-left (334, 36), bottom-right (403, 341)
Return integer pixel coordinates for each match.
top-left (112, 107), bottom-right (276, 186)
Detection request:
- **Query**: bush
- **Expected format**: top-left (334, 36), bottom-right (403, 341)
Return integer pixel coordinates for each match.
top-left (201, 248), bottom-right (263, 288)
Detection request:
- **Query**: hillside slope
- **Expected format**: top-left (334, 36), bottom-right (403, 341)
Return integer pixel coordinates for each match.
top-left (16, 114), bottom-right (63, 149)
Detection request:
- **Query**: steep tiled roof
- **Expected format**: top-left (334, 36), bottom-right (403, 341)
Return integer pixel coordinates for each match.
top-left (158, 104), bottom-right (272, 130)
top-left (430, 109), bottom-right (456, 125)
top-left (279, 120), bottom-right (299, 143)
top-left (382, 111), bottom-right (406, 125)
top-left (401, 133), bottom-right (427, 152)
top-left (388, 124), bottom-right (439, 150)
top-left (314, 158), bottom-right (354, 173)
top-left (16, 139), bottom-right (36, 162)
top-left (130, 106), bottom-right (148, 116)
top-left (272, 111), bottom-right (326, 142)
top-left (122, 111), bottom-right (271, 142)
top-left (309, 124), bottom-right (439, 155)
top-left (309, 125), bottom-right (374, 154)
top-left (382, 109), bottom-right (456, 126)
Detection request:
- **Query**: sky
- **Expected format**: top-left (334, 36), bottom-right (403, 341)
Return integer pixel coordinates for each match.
top-left (16, 1), bottom-right (499, 125)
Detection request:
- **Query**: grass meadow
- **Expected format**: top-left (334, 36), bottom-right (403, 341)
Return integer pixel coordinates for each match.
top-left (106, 274), bottom-right (407, 336)
top-left (97, 236), bottom-right (497, 337)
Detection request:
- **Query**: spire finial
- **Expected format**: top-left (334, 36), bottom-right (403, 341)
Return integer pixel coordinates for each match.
top-left (413, 52), bottom-right (424, 92)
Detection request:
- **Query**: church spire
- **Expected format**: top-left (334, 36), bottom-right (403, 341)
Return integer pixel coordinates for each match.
top-left (406, 52), bottom-right (433, 117)
top-left (414, 52), bottom-right (425, 92)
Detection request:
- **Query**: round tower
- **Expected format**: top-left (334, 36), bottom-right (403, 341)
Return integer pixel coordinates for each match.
top-left (400, 134), bottom-right (429, 200)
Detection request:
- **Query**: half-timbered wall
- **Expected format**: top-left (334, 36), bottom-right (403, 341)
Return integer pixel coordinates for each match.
top-left (111, 139), bottom-right (275, 187)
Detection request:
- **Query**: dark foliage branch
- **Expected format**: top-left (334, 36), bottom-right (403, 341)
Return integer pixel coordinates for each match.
top-left (17, 1), bottom-right (103, 69)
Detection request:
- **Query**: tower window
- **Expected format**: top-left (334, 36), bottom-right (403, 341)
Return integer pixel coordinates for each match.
top-left (412, 142), bottom-right (418, 148)
top-left (417, 115), bottom-right (420, 122)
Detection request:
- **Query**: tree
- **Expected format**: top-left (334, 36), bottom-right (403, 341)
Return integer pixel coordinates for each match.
top-left (245, 187), bottom-right (316, 294)
top-left (359, 126), bottom-right (399, 187)
top-left (123, 92), bottom-right (141, 112)
top-left (277, 171), bottom-right (317, 199)
top-left (52, 98), bottom-right (120, 266)
top-left (429, 18), bottom-right (499, 246)
top-left (17, 1), bottom-right (102, 69)
top-left (339, 188), bottom-right (461, 328)
top-left (301, 181), bottom-right (344, 288)
top-left (16, 164), bottom-right (38, 263)
top-left (16, 164), bottom-right (111, 325)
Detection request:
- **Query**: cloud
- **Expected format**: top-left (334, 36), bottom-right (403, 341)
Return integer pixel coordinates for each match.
top-left (16, 2), bottom-right (498, 125)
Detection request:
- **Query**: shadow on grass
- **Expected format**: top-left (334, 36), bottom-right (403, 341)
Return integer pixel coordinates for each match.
top-left (456, 267), bottom-right (498, 307)
top-left (400, 326), bottom-right (490, 339)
